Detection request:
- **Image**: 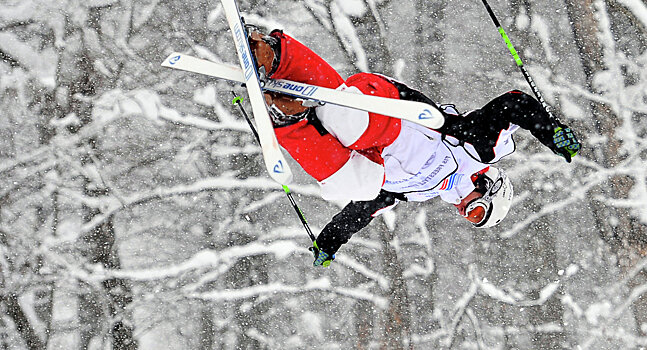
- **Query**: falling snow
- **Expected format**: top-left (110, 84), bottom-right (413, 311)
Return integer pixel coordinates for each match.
top-left (1, 0), bottom-right (646, 349)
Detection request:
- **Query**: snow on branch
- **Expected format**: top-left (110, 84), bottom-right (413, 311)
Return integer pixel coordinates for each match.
top-left (57, 176), bottom-right (319, 243)
top-left (445, 271), bottom-right (478, 342)
top-left (41, 237), bottom-right (389, 318)
top-left (613, 257), bottom-right (647, 291)
top-left (500, 148), bottom-right (647, 238)
top-left (468, 266), bottom-right (561, 307)
top-left (0, 147), bottom-right (51, 175)
top-left (190, 276), bottom-right (388, 309)
top-left (302, 0), bottom-right (334, 32)
top-left (442, 265), bottom-right (563, 347)
top-left (330, 1), bottom-right (369, 72)
top-left (580, 322), bottom-right (647, 348)
top-left (612, 282), bottom-right (647, 320)
top-left (334, 255), bottom-right (390, 289)
top-left (43, 240), bottom-right (303, 285)
top-left (0, 32), bottom-right (56, 86)
top-left (617, 0), bottom-right (647, 31)
top-left (402, 210), bottom-right (435, 279)
top-left (93, 88), bottom-right (250, 133)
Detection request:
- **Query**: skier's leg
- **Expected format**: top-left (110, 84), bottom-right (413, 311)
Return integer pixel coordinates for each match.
top-left (247, 27), bottom-right (344, 127)
top-left (338, 73), bottom-right (402, 150)
top-left (477, 91), bottom-right (580, 159)
top-left (246, 27), bottom-right (381, 195)
top-left (476, 90), bottom-right (556, 143)
top-left (247, 26), bottom-right (344, 88)
top-left (268, 30), bottom-right (344, 88)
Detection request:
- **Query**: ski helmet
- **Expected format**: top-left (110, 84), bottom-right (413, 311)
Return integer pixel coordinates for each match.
top-left (464, 167), bottom-right (513, 228)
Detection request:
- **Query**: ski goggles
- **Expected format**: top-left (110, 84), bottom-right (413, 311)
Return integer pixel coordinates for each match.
top-left (463, 171), bottom-right (493, 224)
top-left (463, 198), bottom-right (489, 224)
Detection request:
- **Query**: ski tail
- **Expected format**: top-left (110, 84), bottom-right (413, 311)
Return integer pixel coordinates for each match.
top-left (162, 53), bottom-right (245, 83)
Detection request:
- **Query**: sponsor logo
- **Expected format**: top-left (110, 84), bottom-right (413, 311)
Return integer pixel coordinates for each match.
top-left (439, 174), bottom-right (464, 191)
top-left (267, 80), bottom-right (318, 97)
top-left (233, 23), bottom-right (254, 81)
top-left (273, 160), bottom-right (285, 174)
top-left (489, 178), bottom-right (503, 195)
top-left (428, 156), bottom-right (451, 179)
top-left (168, 55), bottom-right (181, 65)
top-left (418, 109), bottom-right (434, 120)
top-left (385, 154), bottom-right (451, 190)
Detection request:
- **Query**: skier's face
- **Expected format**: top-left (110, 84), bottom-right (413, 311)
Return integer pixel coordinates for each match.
top-left (454, 191), bottom-right (485, 223)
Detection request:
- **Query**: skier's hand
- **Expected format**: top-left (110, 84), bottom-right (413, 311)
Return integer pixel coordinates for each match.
top-left (552, 127), bottom-right (581, 163)
top-left (309, 241), bottom-right (335, 267)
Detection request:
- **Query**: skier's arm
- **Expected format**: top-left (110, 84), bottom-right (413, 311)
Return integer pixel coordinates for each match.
top-left (315, 73), bottom-right (404, 153)
top-left (475, 90), bottom-right (581, 160)
top-left (482, 91), bottom-right (560, 144)
top-left (439, 90), bottom-right (557, 145)
top-left (437, 90), bottom-right (580, 161)
top-left (315, 190), bottom-right (403, 255)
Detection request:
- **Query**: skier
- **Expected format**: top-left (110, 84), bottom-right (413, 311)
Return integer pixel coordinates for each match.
top-left (245, 27), bottom-right (581, 267)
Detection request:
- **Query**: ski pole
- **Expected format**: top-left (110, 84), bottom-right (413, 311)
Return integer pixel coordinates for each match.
top-left (479, 0), bottom-right (557, 121)
top-left (231, 92), bottom-right (316, 243)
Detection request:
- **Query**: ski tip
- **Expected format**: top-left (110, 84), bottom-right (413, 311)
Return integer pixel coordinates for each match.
top-left (267, 159), bottom-right (293, 185)
top-left (416, 108), bottom-right (445, 129)
top-left (161, 52), bottom-right (184, 67)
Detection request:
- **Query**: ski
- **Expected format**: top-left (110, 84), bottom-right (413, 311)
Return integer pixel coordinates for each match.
top-left (219, 0), bottom-right (292, 185)
top-left (162, 52), bottom-right (445, 129)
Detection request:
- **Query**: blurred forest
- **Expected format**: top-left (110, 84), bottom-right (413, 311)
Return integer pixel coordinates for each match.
top-left (1, 0), bottom-right (646, 349)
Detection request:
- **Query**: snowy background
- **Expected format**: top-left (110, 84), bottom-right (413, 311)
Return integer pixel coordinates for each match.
top-left (1, 0), bottom-right (646, 349)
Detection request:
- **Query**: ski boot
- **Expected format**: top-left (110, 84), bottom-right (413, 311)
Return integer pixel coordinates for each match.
top-left (246, 25), bottom-right (313, 127)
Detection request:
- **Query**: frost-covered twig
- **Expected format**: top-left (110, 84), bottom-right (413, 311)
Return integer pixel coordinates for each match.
top-left (500, 145), bottom-right (647, 238)
top-left (466, 307), bottom-right (487, 350)
top-left (443, 265), bottom-right (479, 347)
top-left (191, 277), bottom-right (389, 309)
